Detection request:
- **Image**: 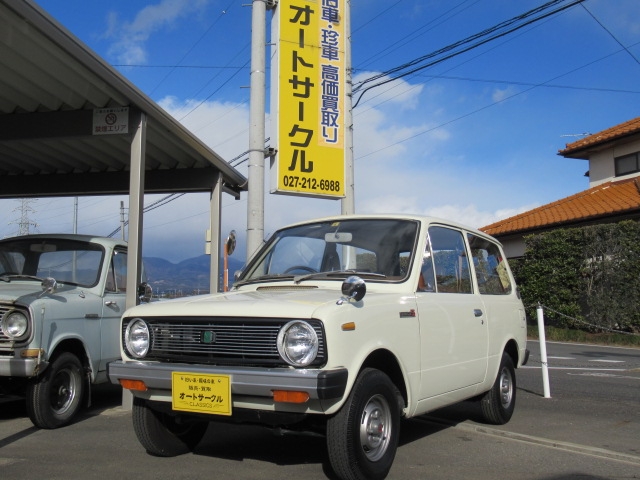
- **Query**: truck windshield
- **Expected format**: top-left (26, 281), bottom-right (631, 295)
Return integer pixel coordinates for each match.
top-left (241, 218), bottom-right (419, 284)
top-left (0, 238), bottom-right (105, 288)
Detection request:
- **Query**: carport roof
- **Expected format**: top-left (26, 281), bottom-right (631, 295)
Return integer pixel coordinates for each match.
top-left (0, 0), bottom-right (247, 199)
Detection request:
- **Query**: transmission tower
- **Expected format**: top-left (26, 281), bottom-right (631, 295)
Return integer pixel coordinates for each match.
top-left (10, 198), bottom-right (39, 235)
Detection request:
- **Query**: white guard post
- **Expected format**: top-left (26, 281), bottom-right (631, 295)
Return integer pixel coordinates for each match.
top-left (536, 304), bottom-right (552, 398)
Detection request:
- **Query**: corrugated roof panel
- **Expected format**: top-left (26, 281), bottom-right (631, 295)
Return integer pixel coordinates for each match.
top-left (0, 0), bottom-right (247, 197)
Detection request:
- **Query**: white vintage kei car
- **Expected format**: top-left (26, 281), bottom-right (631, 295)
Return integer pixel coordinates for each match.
top-left (109, 214), bottom-right (528, 480)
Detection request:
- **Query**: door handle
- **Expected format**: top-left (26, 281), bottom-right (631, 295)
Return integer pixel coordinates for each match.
top-left (105, 300), bottom-right (117, 307)
top-left (474, 309), bottom-right (483, 317)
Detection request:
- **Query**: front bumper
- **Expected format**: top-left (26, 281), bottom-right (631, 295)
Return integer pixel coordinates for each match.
top-left (108, 360), bottom-right (348, 401)
top-left (0, 357), bottom-right (40, 377)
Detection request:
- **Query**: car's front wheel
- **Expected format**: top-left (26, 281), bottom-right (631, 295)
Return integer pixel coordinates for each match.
top-left (26, 352), bottom-right (85, 429)
top-left (132, 397), bottom-right (208, 457)
top-left (326, 368), bottom-right (403, 480)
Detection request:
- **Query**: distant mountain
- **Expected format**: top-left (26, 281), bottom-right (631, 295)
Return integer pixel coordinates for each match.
top-left (143, 255), bottom-right (246, 297)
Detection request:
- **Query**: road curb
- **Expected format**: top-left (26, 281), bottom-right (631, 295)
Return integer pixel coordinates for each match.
top-left (417, 416), bottom-right (640, 466)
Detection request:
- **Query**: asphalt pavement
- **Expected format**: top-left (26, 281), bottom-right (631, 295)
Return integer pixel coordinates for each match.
top-left (1, 342), bottom-right (639, 480)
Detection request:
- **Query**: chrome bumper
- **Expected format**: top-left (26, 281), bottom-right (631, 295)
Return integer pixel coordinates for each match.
top-left (0, 357), bottom-right (40, 377)
top-left (108, 360), bottom-right (348, 401)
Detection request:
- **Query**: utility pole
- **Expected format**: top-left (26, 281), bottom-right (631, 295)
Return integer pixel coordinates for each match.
top-left (120, 201), bottom-right (126, 240)
top-left (246, 0), bottom-right (270, 260)
top-left (73, 197), bottom-right (78, 234)
top-left (341, 0), bottom-right (355, 215)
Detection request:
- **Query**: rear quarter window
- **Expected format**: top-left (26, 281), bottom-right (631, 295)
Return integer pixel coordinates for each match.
top-left (467, 233), bottom-right (512, 295)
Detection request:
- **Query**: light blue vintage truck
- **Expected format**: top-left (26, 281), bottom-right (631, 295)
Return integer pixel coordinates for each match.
top-left (0, 234), bottom-right (149, 428)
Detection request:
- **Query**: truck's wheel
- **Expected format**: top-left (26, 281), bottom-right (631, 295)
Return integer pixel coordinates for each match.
top-left (326, 368), bottom-right (402, 480)
top-left (132, 397), bottom-right (208, 457)
top-left (480, 352), bottom-right (516, 425)
top-left (26, 352), bottom-right (84, 429)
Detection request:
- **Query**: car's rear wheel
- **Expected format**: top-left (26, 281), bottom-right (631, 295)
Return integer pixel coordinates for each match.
top-left (326, 368), bottom-right (403, 480)
top-left (480, 352), bottom-right (516, 425)
top-left (132, 397), bottom-right (208, 457)
top-left (26, 352), bottom-right (85, 429)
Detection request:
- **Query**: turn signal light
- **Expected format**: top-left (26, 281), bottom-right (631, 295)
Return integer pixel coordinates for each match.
top-left (119, 379), bottom-right (148, 391)
top-left (272, 390), bottom-right (310, 404)
top-left (21, 348), bottom-right (45, 358)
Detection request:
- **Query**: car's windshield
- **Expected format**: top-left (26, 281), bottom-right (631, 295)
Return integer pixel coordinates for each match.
top-left (240, 219), bottom-right (419, 283)
top-left (0, 238), bottom-right (105, 288)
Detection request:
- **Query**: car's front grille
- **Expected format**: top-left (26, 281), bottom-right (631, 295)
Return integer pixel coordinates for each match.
top-left (123, 317), bottom-right (326, 367)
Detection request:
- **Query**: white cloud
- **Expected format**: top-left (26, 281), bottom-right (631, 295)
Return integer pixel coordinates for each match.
top-left (105, 0), bottom-right (209, 65)
top-left (492, 85), bottom-right (520, 103)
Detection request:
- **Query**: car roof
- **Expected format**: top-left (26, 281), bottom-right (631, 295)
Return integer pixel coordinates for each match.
top-left (278, 214), bottom-right (500, 243)
top-left (0, 233), bottom-right (127, 249)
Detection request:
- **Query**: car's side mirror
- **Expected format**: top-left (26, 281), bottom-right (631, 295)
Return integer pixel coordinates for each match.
top-left (138, 282), bottom-right (152, 303)
top-left (338, 275), bottom-right (366, 304)
top-left (39, 277), bottom-right (57, 297)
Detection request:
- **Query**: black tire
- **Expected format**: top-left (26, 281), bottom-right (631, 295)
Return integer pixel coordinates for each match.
top-left (480, 352), bottom-right (516, 425)
top-left (132, 397), bottom-right (208, 457)
top-left (26, 352), bottom-right (85, 429)
top-left (326, 368), bottom-right (403, 480)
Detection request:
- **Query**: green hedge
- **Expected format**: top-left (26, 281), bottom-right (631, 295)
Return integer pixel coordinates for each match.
top-left (511, 221), bottom-right (640, 334)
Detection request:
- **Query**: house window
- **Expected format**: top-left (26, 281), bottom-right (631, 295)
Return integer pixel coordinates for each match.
top-left (614, 152), bottom-right (640, 176)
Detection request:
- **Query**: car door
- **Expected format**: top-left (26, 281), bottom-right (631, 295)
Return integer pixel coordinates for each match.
top-left (100, 247), bottom-right (127, 371)
top-left (416, 225), bottom-right (488, 399)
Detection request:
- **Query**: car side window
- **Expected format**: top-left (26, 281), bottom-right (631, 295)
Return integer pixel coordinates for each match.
top-left (467, 234), bottom-right (512, 295)
top-left (429, 226), bottom-right (472, 294)
top-left (108, 249), bottom-right (128, 294)
top-left (418, 235), bottom-right (435, 292)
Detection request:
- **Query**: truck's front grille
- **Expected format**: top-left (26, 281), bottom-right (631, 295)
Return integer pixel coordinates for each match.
top-left (122, 317), bottom-right (326, 367)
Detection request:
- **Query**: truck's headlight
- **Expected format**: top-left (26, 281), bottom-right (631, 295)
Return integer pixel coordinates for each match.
top-left (277, 321), bottom-right (318, 367)
top-left (125, 318), bottom-right (150, 358)
top-left (1, 310), bottom-right (29, 340)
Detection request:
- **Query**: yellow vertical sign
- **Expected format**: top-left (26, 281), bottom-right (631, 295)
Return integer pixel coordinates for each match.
top-left (273, 0), bottom-right (346, 198)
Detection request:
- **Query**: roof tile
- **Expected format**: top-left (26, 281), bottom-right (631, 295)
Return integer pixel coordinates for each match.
top-left (559, 117), bottom-right (640, 156)
top-left (481, 177), bottom-right (640, 236)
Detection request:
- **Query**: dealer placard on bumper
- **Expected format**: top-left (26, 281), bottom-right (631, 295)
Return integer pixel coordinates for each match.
top-left (171, 372), bottom-right (232, 416)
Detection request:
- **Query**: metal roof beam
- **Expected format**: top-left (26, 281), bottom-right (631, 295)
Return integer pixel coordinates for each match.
top-left (0, 168), bottom-right (225, 198)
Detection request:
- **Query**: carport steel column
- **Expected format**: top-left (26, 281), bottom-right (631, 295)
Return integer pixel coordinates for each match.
top-left (126, 110), bottom-right (146, 311)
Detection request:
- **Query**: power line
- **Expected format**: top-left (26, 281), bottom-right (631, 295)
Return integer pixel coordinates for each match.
top-left (106, 194), bottom-right (185, 238)
top-left (354, 0), bottom-right (482, 71)
top-left (354, 41), bottom-right (640, 162)
top-left (352, 0), bottom-right (586, 107)
top-left (148, 0), bottom-right (237, 95)
top-left (580, 3), bottom-right (640, 67)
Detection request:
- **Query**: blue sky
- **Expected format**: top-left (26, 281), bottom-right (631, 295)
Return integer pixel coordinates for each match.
top-left (1, 0), bottom-right (639, 262)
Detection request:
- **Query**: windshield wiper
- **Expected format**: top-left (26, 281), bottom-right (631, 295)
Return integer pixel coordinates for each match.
top-left (294, 270), bottom-right (386, 284)
top-left (0, 274), bottom-right (45, 283)
top-left (233, 273), bottom-right (295, 288)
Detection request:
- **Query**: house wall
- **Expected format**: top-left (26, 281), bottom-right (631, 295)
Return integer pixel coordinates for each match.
top-left (499, 236), bottom-right (526, 259)
top-left (589, 138), bottom-right (640, 187)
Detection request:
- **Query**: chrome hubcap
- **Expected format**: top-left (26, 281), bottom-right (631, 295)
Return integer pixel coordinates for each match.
top-left (359, 394), bottom-right (392, 461)
top-left (499, 367), bottom-right (513, 408)
top-left (51, 367), bottom-right (78, 414)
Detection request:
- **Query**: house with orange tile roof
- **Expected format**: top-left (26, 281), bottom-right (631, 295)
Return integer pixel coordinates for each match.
top-left (481, 117), bottom-right (640, 258)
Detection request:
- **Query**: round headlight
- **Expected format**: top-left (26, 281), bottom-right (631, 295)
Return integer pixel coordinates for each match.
top-left (2, 310), bottom-right (29, 340)
top-left (277, 321), bottom-right (319, 367)
top-left (125, 318), bottom-right (150, 359)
